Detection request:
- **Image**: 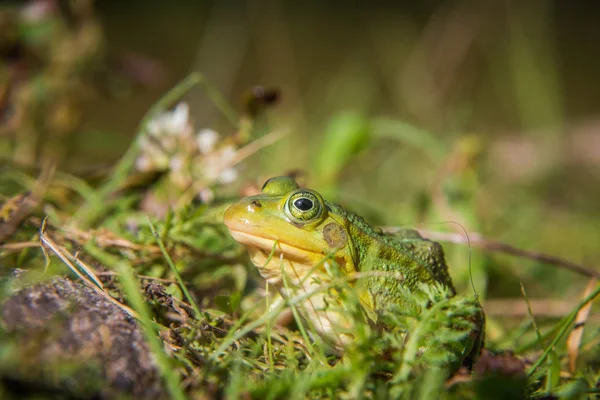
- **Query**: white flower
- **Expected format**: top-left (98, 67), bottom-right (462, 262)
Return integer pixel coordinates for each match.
top-left (169, 155), bottom-right (183, 172)
top-left (146, 102), bottom-right (191, 138)
top-left (196, 129), bottom-right (220, 154)
top-left (168, 103), bottom-right (191, 135)
top-left (137, 136), bottom-right (169, 170)
top-left (145, 141), bottom-right (170, 169)
top-left (218, 145), bottom-right (237, 164)
top-left (133, 101), bottom-right (240, 187)
top-left (135, 154), bottom-right (153, 171)
top-left (218, 168), bottom-right (238, 184)
top-left (202, 145), bottom-right (237, 181)
top-left (198, 188), bottom-right (215, 203)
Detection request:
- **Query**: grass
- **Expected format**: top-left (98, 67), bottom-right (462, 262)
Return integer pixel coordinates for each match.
top-left (1, 78), bottom-right (598, 397)
top-left (1, 2), bottom-right (600, 398)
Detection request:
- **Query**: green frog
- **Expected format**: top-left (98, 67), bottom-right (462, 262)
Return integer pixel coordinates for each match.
top-left (223, 176), bottom-right (484, 368)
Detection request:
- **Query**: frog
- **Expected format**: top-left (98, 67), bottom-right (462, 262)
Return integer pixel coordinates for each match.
top-left (223, 176), bottom-right (484, 368)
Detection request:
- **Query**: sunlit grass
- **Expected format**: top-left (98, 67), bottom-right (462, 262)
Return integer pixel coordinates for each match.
top-left (1, 2), bottom-right (600, 398)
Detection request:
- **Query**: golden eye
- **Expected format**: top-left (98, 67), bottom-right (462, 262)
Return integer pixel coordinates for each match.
top-left (285, 190), bottom-right (324, 222)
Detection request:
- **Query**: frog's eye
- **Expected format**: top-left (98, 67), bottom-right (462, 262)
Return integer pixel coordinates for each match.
top-left (285, 190), bottom-right (324, 223)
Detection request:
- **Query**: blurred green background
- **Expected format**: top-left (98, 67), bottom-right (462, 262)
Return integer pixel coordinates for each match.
top-left (2, 0), bottom-right (600, 319)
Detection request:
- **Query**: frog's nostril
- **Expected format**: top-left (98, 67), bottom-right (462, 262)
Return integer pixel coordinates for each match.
top-left (251, 200), bottom-right (262, 208)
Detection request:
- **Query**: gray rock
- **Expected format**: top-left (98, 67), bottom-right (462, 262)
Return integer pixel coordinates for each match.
top-left (1, 276), bottom-right (166, 399)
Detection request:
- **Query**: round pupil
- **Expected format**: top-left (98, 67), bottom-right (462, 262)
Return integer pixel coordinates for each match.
top-left (293, 197), bottom-right (313, 211)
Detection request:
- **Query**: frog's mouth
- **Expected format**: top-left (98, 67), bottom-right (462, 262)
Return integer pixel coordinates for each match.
top-left (227, 229), bottom-right (325, 264)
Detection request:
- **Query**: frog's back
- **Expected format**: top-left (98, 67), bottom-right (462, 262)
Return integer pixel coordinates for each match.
top-left (327, 201), bottom-right (455, 298)
top-left (385, 227), bottom-right (456, 295)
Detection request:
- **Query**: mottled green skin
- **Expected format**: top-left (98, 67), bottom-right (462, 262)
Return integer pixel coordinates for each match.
top-left (325, 200), bottom-right (483, 366)
top-left (325, 201), bottom-right (455, 310)
top-left (224, 176), bottom-right (484, 366)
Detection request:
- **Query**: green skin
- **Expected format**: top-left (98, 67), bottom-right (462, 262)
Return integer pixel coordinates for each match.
top-left (224, 176), bottom-right (483, 364)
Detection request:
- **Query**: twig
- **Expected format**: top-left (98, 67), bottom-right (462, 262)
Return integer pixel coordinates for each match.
top-left (95, 271), bottom-right (178, 284)
top-left (231, 129), bottom-right (288, 165)
top-left (483, 299), bottom-right (583, 318)
top-left (409, 229), bottom-right (600, 279)
top-left (0, 241), bottom-right (39, 251)
top-left (39, 224), bottom-right (136, 318)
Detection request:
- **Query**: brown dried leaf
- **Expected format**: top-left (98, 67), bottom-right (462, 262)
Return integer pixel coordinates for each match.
top-left (567, 277), bottom-right (598, 372)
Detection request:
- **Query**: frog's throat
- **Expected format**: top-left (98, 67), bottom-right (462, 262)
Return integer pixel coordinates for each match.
top-left (227, 229), bottom-right (325, 264)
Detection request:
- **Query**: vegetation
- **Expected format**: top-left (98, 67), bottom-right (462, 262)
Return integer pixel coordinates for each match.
top-left (1, 1), bottom-right (599, 399)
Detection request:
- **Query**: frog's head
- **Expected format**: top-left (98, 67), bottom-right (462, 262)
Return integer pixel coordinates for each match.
top-left (224, 176), bottom-right (356, 284)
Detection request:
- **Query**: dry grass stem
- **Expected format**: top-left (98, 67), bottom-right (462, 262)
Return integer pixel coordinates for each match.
top-left (412, 229), bottom-right (599, 278)
top-left (567, 277), bottom-right (597, 372)
top-left (39, 224), bottom-right (137, 318)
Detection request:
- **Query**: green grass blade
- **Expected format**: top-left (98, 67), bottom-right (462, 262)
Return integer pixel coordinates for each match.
top-left (116, 262), bottom-right (188, 400)
top-left (147, 216), bottom-right (205, 320)
top-left (527, 283), bottom-right (600, 377)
